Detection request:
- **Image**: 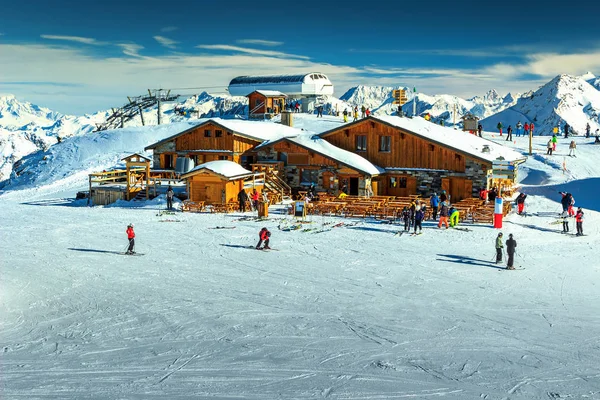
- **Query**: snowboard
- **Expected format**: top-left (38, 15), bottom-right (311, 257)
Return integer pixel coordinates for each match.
top-left (410, 232), bottom-right (423, 236)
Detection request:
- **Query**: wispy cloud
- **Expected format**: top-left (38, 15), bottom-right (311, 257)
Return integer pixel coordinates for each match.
top-left (160, 26), bottom-right (178, 33)
top-left (236, 39), bottom-right (283, 47)
top-left (2, 40), bottom-right (599, 115)
top-left (197, 44), bottom-right (309, 60)
top-left (153, 35), bottom-right (178, 49)
top-left (40, 34), bottom-right (104, 45)
top-left (116, 43), bottom-right (144, 57)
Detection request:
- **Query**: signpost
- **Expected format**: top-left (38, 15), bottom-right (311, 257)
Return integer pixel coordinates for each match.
top-left (392, 89), bottom-right (408, 105)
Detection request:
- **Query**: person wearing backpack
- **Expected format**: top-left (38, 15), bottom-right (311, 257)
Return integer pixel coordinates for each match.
top-left (429, 192), bottom-right (440, 221)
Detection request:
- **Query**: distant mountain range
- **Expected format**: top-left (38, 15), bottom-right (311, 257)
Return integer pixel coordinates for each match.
top-left (1, 72), bottom-right (599, 182)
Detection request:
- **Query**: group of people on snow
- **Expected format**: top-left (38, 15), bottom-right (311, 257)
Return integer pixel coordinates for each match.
top-left (495, 232), bottom-right (517, 269)
top-left (237, 188), bottom-right (268, 213)
top-left (496, 121), bottom-right (535, 137)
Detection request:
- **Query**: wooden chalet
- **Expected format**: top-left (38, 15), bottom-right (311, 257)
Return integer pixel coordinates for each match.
top-left (145, 119), bottom-right (294, 172)
top-left (179, 160), bottom-right (264, 212)
top-left (317, 116), bottom-right (526, 201)
top-left (256, 134), bottom-right (382, 196)
top-left (247, 90), bottom-right (287, 120)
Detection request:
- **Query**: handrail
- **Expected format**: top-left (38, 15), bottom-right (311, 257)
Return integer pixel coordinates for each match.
top-left (250, 101), bottom-right (265, 114)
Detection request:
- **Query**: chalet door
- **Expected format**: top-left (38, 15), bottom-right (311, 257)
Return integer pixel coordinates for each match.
top-left (322, 171), bottom-right (336, 192)
top-left (190, 183), bottom-right (207, 202)
top-left (449, 178), bottom-right (472, 202)
top-left (371, 180), bottom-right (379, 196)
top-left (349, 177), bottom-right (359, 195)
top-left (441, 178), bottom-right (450, 195)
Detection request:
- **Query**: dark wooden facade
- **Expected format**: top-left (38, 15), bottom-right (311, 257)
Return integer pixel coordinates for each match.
top-left (248, 91), bottom-right (286, 116)
top-left (321, 119), bottom-right (470, 172)
top-left (148, 122), bottom-right (261, 171)
top-left (320, 118), bottom-right (492, 201)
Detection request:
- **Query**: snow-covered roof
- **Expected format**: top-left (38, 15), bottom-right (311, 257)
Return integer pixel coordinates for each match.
top-left (258, 133), bottom-right (383, 176)
top-left (322, 116), bottom-right (526, 165)
top-left (144, 118), bottom-right (302, 150)
top-left (180, 160), bottom-right (255, 180)
top-left (251, 90), bottom-right (287, 97)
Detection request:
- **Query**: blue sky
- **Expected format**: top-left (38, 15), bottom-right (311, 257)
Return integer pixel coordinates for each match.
top-left (1, 0), bottom-right (599, 114)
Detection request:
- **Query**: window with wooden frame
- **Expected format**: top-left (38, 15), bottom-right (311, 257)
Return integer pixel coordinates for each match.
top-left (356, 135), bottom-right (367, 151)
top-left (163, 153), bottom-right (174, 169)
top-left (255, 99), bottom-right (262, 107)
top-left (429, 144), bottom-right (435, 151)
top-left (215, 130), bottom-right (223, 137)
top-left (300, 169), bottom-right (319, 185)
top-left (218, 155), bottom-right (228, 160)
top-left (390, 177), bottom-right (397, 187)
top-left (204, 129), bottom-right (211, 137)
top-left (399, 177), bottom-right (407, 188)
top-left (379, 136), bottom-right (391, 152)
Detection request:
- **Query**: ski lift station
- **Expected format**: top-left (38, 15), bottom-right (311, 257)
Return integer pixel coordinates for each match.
top-left (228, 73), bottom-right (334, 112)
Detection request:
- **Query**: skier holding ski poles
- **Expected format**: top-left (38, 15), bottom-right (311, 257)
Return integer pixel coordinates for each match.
top-left (126, 223), bottom-right (136, 255)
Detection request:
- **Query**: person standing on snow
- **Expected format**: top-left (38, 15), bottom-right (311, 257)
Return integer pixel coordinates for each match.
top-left (569, 140), bottom-right (577, 157)
top-left (343, 109), bottom-right (348, 123)
top-left (237, 188), bottom-right (249, 212)
top-left (361, 105), bottom-right (366, 118)
top-left (126, 223), bottom-right (135, 255)
top-left (495, 232), bottom-right (504, 264)
top-left (561, 211), bottom-right (570, 233)
top-left (166, 185), bottom-right (175, 211)
top-left (575, 208), bottom-right (584, 236)
top-left (506, 125), bottom-right (513, 141)
top-left (438, 201), bottom-right (450, 229)
top-left (524, 122), bottom-right (530, 137)
top-left (551, 134), bottom-right (558, 151)
top-left (353, 106), bottom-right (359, 122)
top-left (497, 122), bottom-right (503, 136)
top-left (256, 227), bottom-right (271, 250)
top-left (530, 122), bottom-right (535, 135)
top-left (564, 122), bottom-right (570, 139)
top-left (547, 139), bottom-right (554, 155)
top-left (516, 121), bottom-right (523, 137)
top-left (365, 108), bottom-right (371, 117)
top-left (414, 206), bottom-right (424, 234)
top-left (477, 123), bottom-right (483, 137)
top-left (568, 194), bottom-right (576, 216)
top-left (516, 193), bottom-right (527, 215)
top-left (401, 206), bottom-right (411, 231)
top-left (586, 123), bottom-right (591, 138)
top-left (505, 234), bottom-right (517, 270)
top-left (430, 192), bottom-right (440, 221)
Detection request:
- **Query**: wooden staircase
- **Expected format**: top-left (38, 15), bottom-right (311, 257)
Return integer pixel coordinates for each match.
top-left (252, 164), bottom-right (291, 204)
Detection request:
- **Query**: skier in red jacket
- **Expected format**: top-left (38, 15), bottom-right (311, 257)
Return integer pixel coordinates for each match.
top-left (126, 223), bottom-right (136, 254)
top-left (256, 227), bottom-right (271, 250)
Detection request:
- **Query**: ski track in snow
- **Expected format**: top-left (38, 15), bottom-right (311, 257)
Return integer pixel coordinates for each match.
top-left (1, 124), bottom-right (600, 399)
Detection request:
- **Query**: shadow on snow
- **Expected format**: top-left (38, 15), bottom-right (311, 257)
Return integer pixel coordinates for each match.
top-left (436, 254), bottom-right (505, 270)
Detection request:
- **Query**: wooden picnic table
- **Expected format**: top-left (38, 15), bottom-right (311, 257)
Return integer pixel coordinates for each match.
top-left (181, 200), bottom-right (205, 212)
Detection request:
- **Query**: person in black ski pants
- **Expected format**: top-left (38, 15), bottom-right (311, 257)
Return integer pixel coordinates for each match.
top-left (401, 207), bottom-right (411, 231)
top-left (561, 211), bottom-right (569, 233)
top-left (414, 208), bottom-right (424, 234)
top-left (505, 233), bottom-right (517, 270)
top-left (256, 227), bottom-right (271, 250)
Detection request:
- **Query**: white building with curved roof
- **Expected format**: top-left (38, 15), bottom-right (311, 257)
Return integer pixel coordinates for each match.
top-left (228, 73), bottom-right (334, 97)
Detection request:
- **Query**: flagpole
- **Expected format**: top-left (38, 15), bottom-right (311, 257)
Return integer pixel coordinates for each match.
top-left (412, 87), bottom-right (417, 117)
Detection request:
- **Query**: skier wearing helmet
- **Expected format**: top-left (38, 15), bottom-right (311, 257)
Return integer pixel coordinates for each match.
top-left (256, 227), bottom-right (271, 250)
top-left (126, 223), bottom-right (135, 255)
